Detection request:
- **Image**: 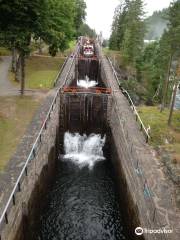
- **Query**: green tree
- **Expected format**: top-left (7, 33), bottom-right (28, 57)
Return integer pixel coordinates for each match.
top-left (109, 5), bottom-right (121, 50)
top-left (0, 0), bottom-right (47, 94)
top-left (109, 0), bottom-right (130, 50)
top-left (167, 0), bottom-right (180, 124)
top-left (159, 0), bottom-right (180, 112)
top-left (77, 23), bottom-right (96, 38)
top-left (141, 37), bottom-right (171, 104)
top-left (122, 0), bottom-right (145, 65)
top-left (159, 30), bottom-right (172, 111)
top-left (74, 0), bottom-right (86, 37)
top-left (0, 0), bottom-right (81, 95)
top-left (168, 0), bottom-right (180, 55)
top-left (109, 0), bottom-right (145, 67)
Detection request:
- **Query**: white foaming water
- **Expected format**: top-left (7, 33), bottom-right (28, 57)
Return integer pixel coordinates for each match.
top-left (63, 132), bottom-right (106, 169)
top-left (77, 75), bottom-right (98, 88)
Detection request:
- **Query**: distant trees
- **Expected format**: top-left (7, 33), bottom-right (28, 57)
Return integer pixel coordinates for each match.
top-left (74, 0), bottom-right (87, 36)
top-left (77, 23), bottom-right (96, 38)
top-left (109, 5), bottom-right (123, 50)
top-left (144, 0), bottom-right (180, 114)
top-left (136, 0), bottom-right (180, 124)
top-left (168, 0), bottom-right (180, 55)
top-left (109, 0), bottom-right (180, 125)
top-left (73, 0), bottom-right (96, 39)
top-left (166, 0), bottom-right (180, 124)
top-left (141, 31), bottom-right (172, 105)
top-left (145, 9), bottom-right (169, 40)
top-left (122, 0), bottom-right (145, 64)
top-left (109, 0), bottom-right (145, 66)
top-left (109, 1), bottom-right (131, 51)
top-left (0, 0), bottom-right (86, 95)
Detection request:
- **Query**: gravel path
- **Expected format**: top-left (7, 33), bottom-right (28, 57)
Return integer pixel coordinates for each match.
top-left (0, 56), bottom-right (18, 96)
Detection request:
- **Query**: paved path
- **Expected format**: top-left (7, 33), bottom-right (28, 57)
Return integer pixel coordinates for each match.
top-left (0, 56), bottom-right (18, 96)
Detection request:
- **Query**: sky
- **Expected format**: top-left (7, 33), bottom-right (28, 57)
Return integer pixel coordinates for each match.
top-left (85, 0), bottom-right (172, 39)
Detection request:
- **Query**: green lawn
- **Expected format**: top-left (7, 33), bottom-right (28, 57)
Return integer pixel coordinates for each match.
top-left (25, 56), bottom-right (65, 89)
top-left (0, 96), bottom-right (43, 170)
top-left (11, 56), bottom-right (65, 89)
top-left (0, 47), bottom-right (11, 56)
top-left (138, 106), bottom-right (180, 163)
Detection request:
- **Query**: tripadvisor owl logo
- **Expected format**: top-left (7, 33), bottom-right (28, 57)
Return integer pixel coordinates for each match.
top-left (135, 226), bottom-right (173, 235)
top-left (135, 227), bottom-right (143, 236)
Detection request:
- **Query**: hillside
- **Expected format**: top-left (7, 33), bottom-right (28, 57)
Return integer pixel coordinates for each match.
top-left (145, 9), bottom-right (169, 40)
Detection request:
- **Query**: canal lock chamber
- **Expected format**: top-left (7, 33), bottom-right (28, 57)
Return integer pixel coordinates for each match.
top-left (26, 97), bottom-right (130, 240)
top-left (14, 54), bottom-right (143, 240)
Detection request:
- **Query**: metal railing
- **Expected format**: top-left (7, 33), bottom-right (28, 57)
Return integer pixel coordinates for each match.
top-left (53, 56), bottom-right (68, 87)
top-left (0, 51), bottom-right (76, 232)
top-left (107, 57), bottom-right (150, 143)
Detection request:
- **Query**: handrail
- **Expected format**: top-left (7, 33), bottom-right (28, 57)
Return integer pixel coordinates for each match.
top-left (107, 57), bottom-right (150, 143)
top-left (53, 56), bottom-right (69, 87)
top-left (53, 46), bottom-right (80, 87)
top-left (0, 49), bottom-right (77, 229)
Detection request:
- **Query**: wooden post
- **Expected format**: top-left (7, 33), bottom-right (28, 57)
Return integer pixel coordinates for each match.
top-left (20, 52), bottom-right (25, 96)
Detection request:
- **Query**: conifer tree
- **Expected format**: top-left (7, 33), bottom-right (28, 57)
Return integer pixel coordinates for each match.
top-left (167, 0), bottom-right (180, 123)
top-left (122, 0), bottom-right (145, 65)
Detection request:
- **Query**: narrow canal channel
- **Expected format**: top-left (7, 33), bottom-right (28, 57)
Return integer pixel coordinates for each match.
top-left (29, 132), bottom-right (128, 240)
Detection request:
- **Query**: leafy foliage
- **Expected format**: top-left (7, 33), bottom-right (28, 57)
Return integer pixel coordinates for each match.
top-left (0, 0), bottom-right (85, 53)
top-left (0, 0), bottom-right (87, 94)
top-left (109, 0), bottom-right (180, 111)
top-left (141, 0), bottom-right (180, 106)
top-left (168, 0), bottom-right (180, 56)
top-left (74, 0), bottom-right (86, 36)
top-left (77, 23), bottom-right (96, 38)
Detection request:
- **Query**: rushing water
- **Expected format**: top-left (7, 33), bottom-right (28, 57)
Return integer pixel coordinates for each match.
top-left (77, 75), bottom-right (98, 88)
top-left (32, 132), bottom-right (127, 240)
top-left (63, 132), bottom-right (106, 170)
